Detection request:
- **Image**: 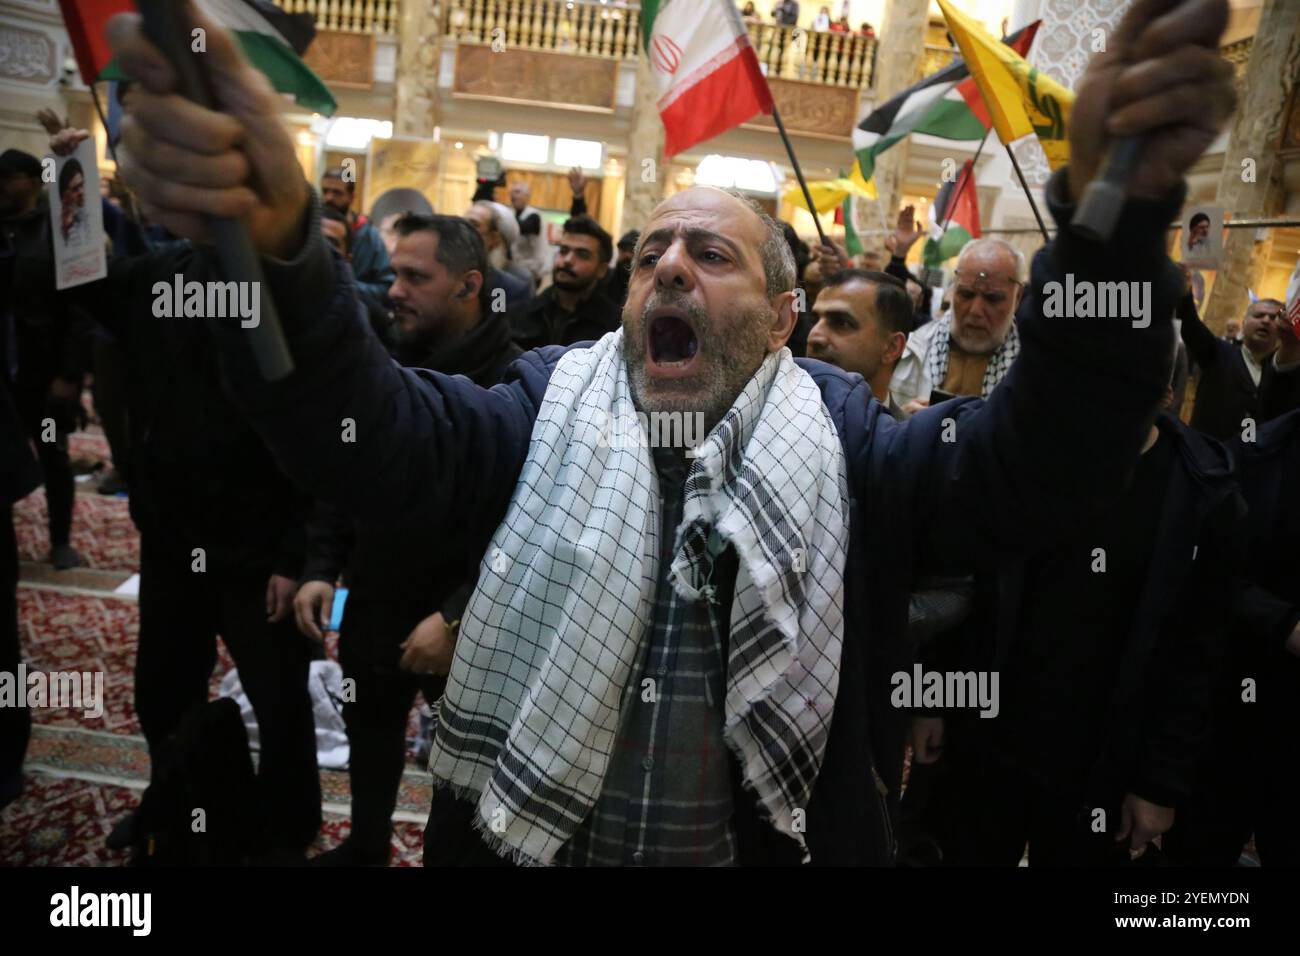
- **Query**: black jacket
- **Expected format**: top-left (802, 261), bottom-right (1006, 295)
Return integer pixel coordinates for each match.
top-left (930, 414), bottom-right (1243, 809)
top-left (1, 195), bottom-right (93, 391)
top-left (66, 245), bottom-right (310, 577)
top-left (511, 285), bottom-right (621, 351)
top-left (205, 171), bottom-right (1181, 865)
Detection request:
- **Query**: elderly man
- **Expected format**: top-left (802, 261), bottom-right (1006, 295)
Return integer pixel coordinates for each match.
top-left (890, 237), bottom-right (1026, 415)
top-left (507, 180), bottom-right (550, 287)
top-left (465, 199), bottom-right (533, 312)
top-left (107, 0), bottom-right (1233, 866)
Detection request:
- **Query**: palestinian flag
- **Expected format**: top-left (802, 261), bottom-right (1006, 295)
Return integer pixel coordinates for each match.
top-left (853, 20), bottom-right (1039, 183)
top-left (923, 158), bottom-right (980, 268)
top-left (642, 0), bottom-right (773, 157)
top-left (59, 0), bottom-right (336, 115)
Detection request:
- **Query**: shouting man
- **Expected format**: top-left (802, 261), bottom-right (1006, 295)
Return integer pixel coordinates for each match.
top-left (107, 0), bottom-right (1235, 866)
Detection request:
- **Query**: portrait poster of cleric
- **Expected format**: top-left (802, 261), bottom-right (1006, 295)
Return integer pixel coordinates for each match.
top-left (47, 137), bottom-right (106, 290)
top-left (1181, 204), bottom-right (1223, 270)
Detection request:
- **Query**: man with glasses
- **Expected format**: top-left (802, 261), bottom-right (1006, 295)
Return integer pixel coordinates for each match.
top-left (890, 238), bottom-right (1026, 416)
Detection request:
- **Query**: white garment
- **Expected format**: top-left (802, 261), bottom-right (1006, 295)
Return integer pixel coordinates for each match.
top-left (509, 204), bottom-right (551, 287)
top-left (889, 313), bottom-right (948, 409)
top-left (219, 660), bottom-right (350, 769)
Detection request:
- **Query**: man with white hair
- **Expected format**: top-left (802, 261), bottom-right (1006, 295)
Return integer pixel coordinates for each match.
top-left (106, 0), bottom-right (1234, 866)
top-left (465, 199), bottom-right (532, 313)
top-left (507, 180), bottom-right (550, 287)
top-left (890, 237), bottom-right (1027, 415)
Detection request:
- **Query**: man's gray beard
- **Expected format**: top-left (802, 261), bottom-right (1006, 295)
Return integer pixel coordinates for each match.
top-left (624, 294), bottom-right (772, 434)
top-left (950, 322), bottom-right (1009, 356)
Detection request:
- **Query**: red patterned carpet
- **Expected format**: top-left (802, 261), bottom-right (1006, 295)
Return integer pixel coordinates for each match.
top-left (9, 423), bottom-right (433, 866)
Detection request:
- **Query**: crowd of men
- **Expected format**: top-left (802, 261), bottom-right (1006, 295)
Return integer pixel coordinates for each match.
top-left (2, 0), bottom-right (1298, 868)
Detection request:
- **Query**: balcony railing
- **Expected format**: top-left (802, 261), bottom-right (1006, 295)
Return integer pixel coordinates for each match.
top-left (446, 0), bottom-right (642, 60)
top-left (274, 0), bottom-right (401, 35)
top-left (747, 22), bottom-right (877, 88)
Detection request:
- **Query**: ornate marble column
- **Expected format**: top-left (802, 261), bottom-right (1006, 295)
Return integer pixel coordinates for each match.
top-left (622, 50), bottom-right (666, 232)
top-left (1203, 0), bottom-right (1300, 334)
top-left (394, 0), bottom-right (441, 140)
top-left (869, 0), bottom-right (930, 224)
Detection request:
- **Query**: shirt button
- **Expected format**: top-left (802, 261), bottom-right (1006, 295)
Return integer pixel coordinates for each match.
top-left (642, 755), bottom-right (654, 771)
top-left (632, 851), bottom-right (645, 865)
top-left (657, 665), bottom-right (667, 677)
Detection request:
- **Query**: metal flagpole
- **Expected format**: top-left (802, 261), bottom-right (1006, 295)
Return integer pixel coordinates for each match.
top-left (1005, 143), bottom-right (1050, 242)
top-left (772, 105), bottom-right (831, 247)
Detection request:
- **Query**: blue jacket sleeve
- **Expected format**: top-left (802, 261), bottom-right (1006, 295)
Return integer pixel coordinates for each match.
top-left (878, 167), bottom-right (1183, 565)
top-left (205, 201), bottom-right (541, 548)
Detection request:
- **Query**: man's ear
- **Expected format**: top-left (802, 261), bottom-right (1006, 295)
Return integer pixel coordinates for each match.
top-left (883, 330), bottom-right (907, 367)
top-left (768, 290), bottom-right (797, 352)
top-left (1014, 283), bottom-right (1026, 310)
top-left (460, 270), bottom-right (484, 300)
top-left (597, 260), bottom-right (609, 280)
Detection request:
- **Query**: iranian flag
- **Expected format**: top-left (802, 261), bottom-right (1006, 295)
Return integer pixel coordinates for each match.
top-left (642, 0), bottom-right (774, 157)
top-left (923, 158), bottom-right (981, 268)
top-left (58, 0), bottom-right (336, 115)
top-left (854, 20), bottom-right (1039, 183)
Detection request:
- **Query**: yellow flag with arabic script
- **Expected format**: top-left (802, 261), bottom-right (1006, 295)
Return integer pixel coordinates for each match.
top-left (937, 0), bottom-right (1074, 170)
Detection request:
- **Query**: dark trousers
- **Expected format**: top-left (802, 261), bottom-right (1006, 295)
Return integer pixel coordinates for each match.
top-left (928, 738), bottom-right (1129, 866)
top-left (1166, 664), bottom-right (1300, 866)
top-left (337, 597), bottom-right (442, 850)
top-left (15, 388), bottom-right (74, 547)
top-left (0, 502), bottom-right (29, 781)
top-left (135, 533), bottom-right (321, 848)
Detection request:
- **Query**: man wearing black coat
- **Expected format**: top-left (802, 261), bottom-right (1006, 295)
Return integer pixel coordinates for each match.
top-left (293, 216), bottom-right (521, 866)
top-left (0, 149), bottom-right (88, 570)
top-left (1180, 285), bottom-right (1300, 440)
top-left (912, 402), bottom-right (1244, 865)
top-left (1166, 407), bottom-right (1300, 865)
top-left (107, 0), bottom-right (1235, 866)
top-left (511, 215), bottom-right (621, 350)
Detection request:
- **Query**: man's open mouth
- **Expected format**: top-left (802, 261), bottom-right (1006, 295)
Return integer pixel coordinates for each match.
top-left (647, 308), bottom-right (700, 374)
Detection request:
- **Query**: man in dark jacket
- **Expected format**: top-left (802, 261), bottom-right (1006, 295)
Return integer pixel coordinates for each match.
top-left (107, 0), bottom-right (1233, 865)
top-left (1166, 407), bottom-right (1300, 865)
top-left (294, 215), bottom-right (520, 865)
top-left (0, 148), bottom-right (87, 569)
top-left (1181, 282), bottom-right (1299, 440)
top-left (511, 215), bottom-right (621, 350)
top-left (912, 398), bottom-right (1243, 865)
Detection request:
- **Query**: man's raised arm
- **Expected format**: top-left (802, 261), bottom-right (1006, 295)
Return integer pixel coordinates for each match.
top-left (896, 0), bottom-right (1237, 561)
top-left (105, 3), bottom-right (537, 532)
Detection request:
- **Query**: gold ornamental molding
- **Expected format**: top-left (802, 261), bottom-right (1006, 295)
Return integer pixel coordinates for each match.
top-left (742, 78), bottom-right (858, 141)
top-left (303, 30), bottom-right (377, 90)
top-left (452, 45), bottom-right (618, 113)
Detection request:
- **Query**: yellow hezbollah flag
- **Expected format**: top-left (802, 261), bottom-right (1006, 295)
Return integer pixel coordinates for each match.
top-left (783, 159), bottom-right (877, 215)
top-left (936, 0), bottom-right (1074, 170)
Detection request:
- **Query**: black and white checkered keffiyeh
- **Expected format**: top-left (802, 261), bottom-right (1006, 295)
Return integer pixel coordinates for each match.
top-left (924, 313), bottom-right (1020, 399)
top-left (428, 329), bottom-right (848, 865)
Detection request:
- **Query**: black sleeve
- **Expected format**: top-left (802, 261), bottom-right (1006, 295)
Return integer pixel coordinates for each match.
top-left (1234, 581), bottom-right (1300, 656)
top-left (298, 497), bottom-right (354, 586)
top-left (570, 195), bottom-right (588, 218)
top-left (896, 167), bottom-right (1182, 566)
top-left (1177, 290), bottom-right (1222, 370)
